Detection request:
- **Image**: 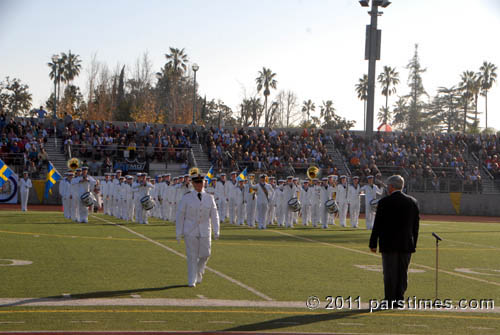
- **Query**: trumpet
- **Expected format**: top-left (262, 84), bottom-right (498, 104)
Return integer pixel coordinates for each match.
top-left (307, 165), bottom-right (320, 180)
top-left (67, 158), bottom-right (81, 171)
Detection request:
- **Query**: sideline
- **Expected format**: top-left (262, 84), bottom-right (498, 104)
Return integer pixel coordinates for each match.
top-left (91, 215), bottom-right (273, 301)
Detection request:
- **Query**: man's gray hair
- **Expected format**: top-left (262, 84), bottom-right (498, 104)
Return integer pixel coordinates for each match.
top-left (386, 175), bottom-right (404, 190)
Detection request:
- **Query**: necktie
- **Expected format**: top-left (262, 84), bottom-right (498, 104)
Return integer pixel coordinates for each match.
top-left (198, 193), bottom-right (202, 201)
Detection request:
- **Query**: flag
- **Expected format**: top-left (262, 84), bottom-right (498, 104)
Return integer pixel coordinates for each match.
top-left (205, 166), bottom-right (215, 184)
top-left (0, 159), bottom-right (14, 187)
top-left (237, 167), bottom-right (248, 181)
top-left (45, 161), bottom-right (62, 198)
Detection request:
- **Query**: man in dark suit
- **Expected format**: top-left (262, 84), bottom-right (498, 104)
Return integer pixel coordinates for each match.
top-left (369, 175), bottom-right (419, 306)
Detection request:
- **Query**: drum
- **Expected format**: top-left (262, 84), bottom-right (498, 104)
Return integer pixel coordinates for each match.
top-left (288, 197), bottom-right (301, 212)
top-left (80, 192), bottom-right (93, 207)
top-left (325, 199), bottom-right (338, 214)
top-left (369, 198), bottom-right (379, 211)
top-left (140, 195), bottom-right (155, 211)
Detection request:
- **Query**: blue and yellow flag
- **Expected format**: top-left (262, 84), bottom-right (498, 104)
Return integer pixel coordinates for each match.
top-left (205, 166), bottom-right (215, 185)
top-left (45, 161), bottom-right (62, 198)
top-left (237, 167), bottom-right (248, 181)
top-left (0, 159), bottom-right (14, 187)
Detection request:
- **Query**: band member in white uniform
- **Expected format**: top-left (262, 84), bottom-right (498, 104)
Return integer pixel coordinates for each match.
top-left (133, 173), bottom-right (154, 224)
top-left (232, 179), bottom-right (246, 225)
top-left (214, 173), bottom-right (227, 223)
top-left (70, 168), bottom-right (82, 222)
top-left (320, 178), bottom-right (334, 229)
top-left (101, 174), bottom-right (111, 215)
top-left (276, 180), bottom-right (285, 227)
top-left (19, 171), bottom-right (32, 212)
top-left (361, 175), bottom-right (382, 229)
top-left (347, 176), bottom-right (362, 228)
top-left (283, 176), bottom-right (298, 228)
top-left (124, 175), bottom-right (135, 222)
top-left (72, 166), bottom-right (96, 223)
top-left (166, 177), bottom-right (178, 221)
top-left (59, 172), bottom-right (73, 219)
top-left (227, 172), bottom-right (238, 224)
top-left (299, 179), bottom-right (312, 226)
top-left (267, 177), bottom-right (277, 226)
top-left (311, 178), bottom-right (321, 227)
top-left (244, 176), bottom-right (256, 227)
top-left (251, 174), bottom-right (273, 229)
top-left (335, 175), bottom-right (349, 228)
top-left (112, 170), bottom-right (122, 218)
top-left (176, 173), bottom-right (219, 287)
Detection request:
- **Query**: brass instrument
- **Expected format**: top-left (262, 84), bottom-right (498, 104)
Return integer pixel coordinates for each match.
top-left (189, 167), bottom-right (200, 176)
top-left (307, 165), bottom-right (320, 180)
top-left (67, 158), bottom-right (81, 171)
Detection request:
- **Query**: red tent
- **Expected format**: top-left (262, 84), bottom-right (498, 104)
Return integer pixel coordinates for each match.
top-left (377, 124), bottom-right (393, 132)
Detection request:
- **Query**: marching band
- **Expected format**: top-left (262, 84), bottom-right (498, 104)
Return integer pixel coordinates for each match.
top-left (57, 165), bottom-right (385, 229)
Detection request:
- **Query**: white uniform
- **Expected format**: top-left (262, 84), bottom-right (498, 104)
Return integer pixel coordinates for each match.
top-left (267, 184), bottom-right (278, 225)
top-left (166, 182), bottom-right (177, 221)
top-left (244, 183), bottom-right (257, 227)
top-left (226, 179), bottom-right (238, 224)
top-left (320, 185), bottom-right (335, 228)
top-left (299, 185), bottom-right (313, 226)
top-left (311, 184), bottom-right (322, 227)
top-left (362, 183), bottom-right (382, 229)
top-left (70, 175), bottom-right (81, 222)
top-left (176, 190), bottom-right (219, 287)
top-left (133, 181), bottom-right (154, 224)
top-left (275, 186), bottom-right (285, 227)
top-left (252, 183), bottom-right (274, 229)
top-left (112, 178), bottom-right (121, 217)
top-left (335, 183), bottom-right (349, 227)
top-left (231, 183), bottom-right (246, 225)
top-left (102, 180), bottom-right (112, 215)
top-left (19, 177), bottom-right (32, 211)
top-left (282, 183), bottom-right (298, 228)
top-left (59, 177), bottom-right (71, 218)
top-left (214, 181), bottom-right (227, 223)
top-left (72, 174), bottom-right (96, 223)
top-left (347, 183), bottom-right (362, 228)
top-left (123, 182), bottom-right (134, 221)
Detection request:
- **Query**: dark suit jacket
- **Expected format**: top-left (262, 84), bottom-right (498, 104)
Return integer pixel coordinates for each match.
top-left (369, 191), bottom-right (420, 253)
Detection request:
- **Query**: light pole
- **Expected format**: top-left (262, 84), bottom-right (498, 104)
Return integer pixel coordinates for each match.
top-left (360, 0), bottom-right (391, 137)
top-left (191, 63), bottom-right (199, 125)
top-left (51, 55), bottom-right (59, 119)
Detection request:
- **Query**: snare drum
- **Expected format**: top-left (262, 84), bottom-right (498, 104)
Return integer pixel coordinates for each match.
top-left (140, 195), bottom-right (155, 211)
top-left (325, 199), bottom-right (338, 214)
top-left (80, 192), bottom-right (93, 207)
top-left (288, 197), bottom-right (301, 212)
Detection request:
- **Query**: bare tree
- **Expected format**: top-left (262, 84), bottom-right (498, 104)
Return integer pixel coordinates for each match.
top-left (275, 90), bottom-right (300, 127)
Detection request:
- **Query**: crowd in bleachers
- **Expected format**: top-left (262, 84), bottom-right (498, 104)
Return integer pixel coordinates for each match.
top-left (467, 133), bottom-right (500, 179)
top-left (333, 130), bottom-right (488, 192)
top-left (59, 120), bottom-right (195, 175)
top-left (0, 113), bottom-right (50, 177)
top-left (199, 127), bottom-right (337, 178)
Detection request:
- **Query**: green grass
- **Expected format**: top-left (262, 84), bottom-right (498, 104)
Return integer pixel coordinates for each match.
top-left (0, 210), bottom-right (499, 334)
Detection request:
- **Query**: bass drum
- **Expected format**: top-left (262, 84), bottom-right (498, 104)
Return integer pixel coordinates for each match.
top-left (80, 192), bottom-right (93, 207)
top-left (325, 199), bottom-right (338, 214)
top-left (287, 197), bottom-right (301, 212)
top-left (140, 195), bottom-right (155, 211)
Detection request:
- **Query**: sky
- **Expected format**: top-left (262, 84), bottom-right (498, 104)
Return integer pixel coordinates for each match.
top-left (1, 0), bottom-right (500, 131)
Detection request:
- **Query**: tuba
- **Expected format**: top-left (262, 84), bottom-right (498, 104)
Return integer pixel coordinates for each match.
top-left (67, 157), bottom-right (81, 171)
top-left (307, 165), bottom-right (320, 180)
top-left (189, 167), bottom-right (200, 176)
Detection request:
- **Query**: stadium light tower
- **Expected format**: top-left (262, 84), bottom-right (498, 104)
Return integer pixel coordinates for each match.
top-left (191, 63), bottom-right (199, 125)
top-left (360, 0), bottom-right (391, 137)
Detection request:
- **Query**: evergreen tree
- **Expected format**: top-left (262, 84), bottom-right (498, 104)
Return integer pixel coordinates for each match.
top-left (404, 44), bottom-right (428, 131)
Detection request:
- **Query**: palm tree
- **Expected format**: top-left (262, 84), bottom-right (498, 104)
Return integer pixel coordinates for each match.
top-left (165, 47), bottom-right (189, 122)
top-left (377, 106), bottom-right (391, 125)
top-left (62, 50), bottom-right (82, 84)
top-left (377, 66), bottom-right (400, 114)
top-left (255, 67), bottom-right (277, 127)
top-left (479, 61), bottom-right (497, 129)
top-left (458, 71), bottom-right (477, 132)
top-left (355, 74), bottom-right (368, 130)
top-left (301, 99), bottom-right (315, 123)
top-left (47, 54), bottom-right (66, 109)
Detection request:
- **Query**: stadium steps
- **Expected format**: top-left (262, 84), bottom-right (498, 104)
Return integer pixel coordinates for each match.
top-left (45, 137), bottom-right (69, 175)
top-left (325, 142), bottom-right (350, 176)
top-left (191, 144), bottom-right (212, 174)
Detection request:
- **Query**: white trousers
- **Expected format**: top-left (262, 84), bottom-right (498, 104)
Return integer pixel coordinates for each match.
top-left (184, 235), bottom-right (211, 286)
top-left (256, 202), bottom-right (269, 228)
top-left (71, 196), bottom-right (80, 222)
top-left (267, 203), bottom-right (276, 225)
top-left (349, 201), bottom-right (360, 228)
top-left (311, 203), bottom-right (320, 226)
top-left (20, 190), bottom-right (29, 211)
top-left (301, 204), bottom-right (311, 225)
top-left (365, 201), bottom-right (376, 229)
top-left (63, 196), bottom-right (72, 218)
top-left (337, 202), bottom-right (348, 227)
top-left (235, 201), bottom-right (246, 225)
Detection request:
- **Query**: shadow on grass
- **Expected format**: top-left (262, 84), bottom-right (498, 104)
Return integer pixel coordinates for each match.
top-left (222, 309), bottom-right (374, 332)
top-left (0, 285), bottom-right (187, 307)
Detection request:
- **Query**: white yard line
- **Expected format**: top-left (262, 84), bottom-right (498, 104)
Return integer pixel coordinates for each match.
top-left (271, 230), bottom-right (500, 287)
top-left (92, 215), bottom-right (273, 301)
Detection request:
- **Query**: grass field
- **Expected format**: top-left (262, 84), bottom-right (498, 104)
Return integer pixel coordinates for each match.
top-left (0, 210), bottom-right (499, 334)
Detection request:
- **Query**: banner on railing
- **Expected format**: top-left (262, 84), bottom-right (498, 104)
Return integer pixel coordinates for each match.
top-left (0, 173), bottom-right (18, 204)
top-left (113, 159), bottom-right (147, 173)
